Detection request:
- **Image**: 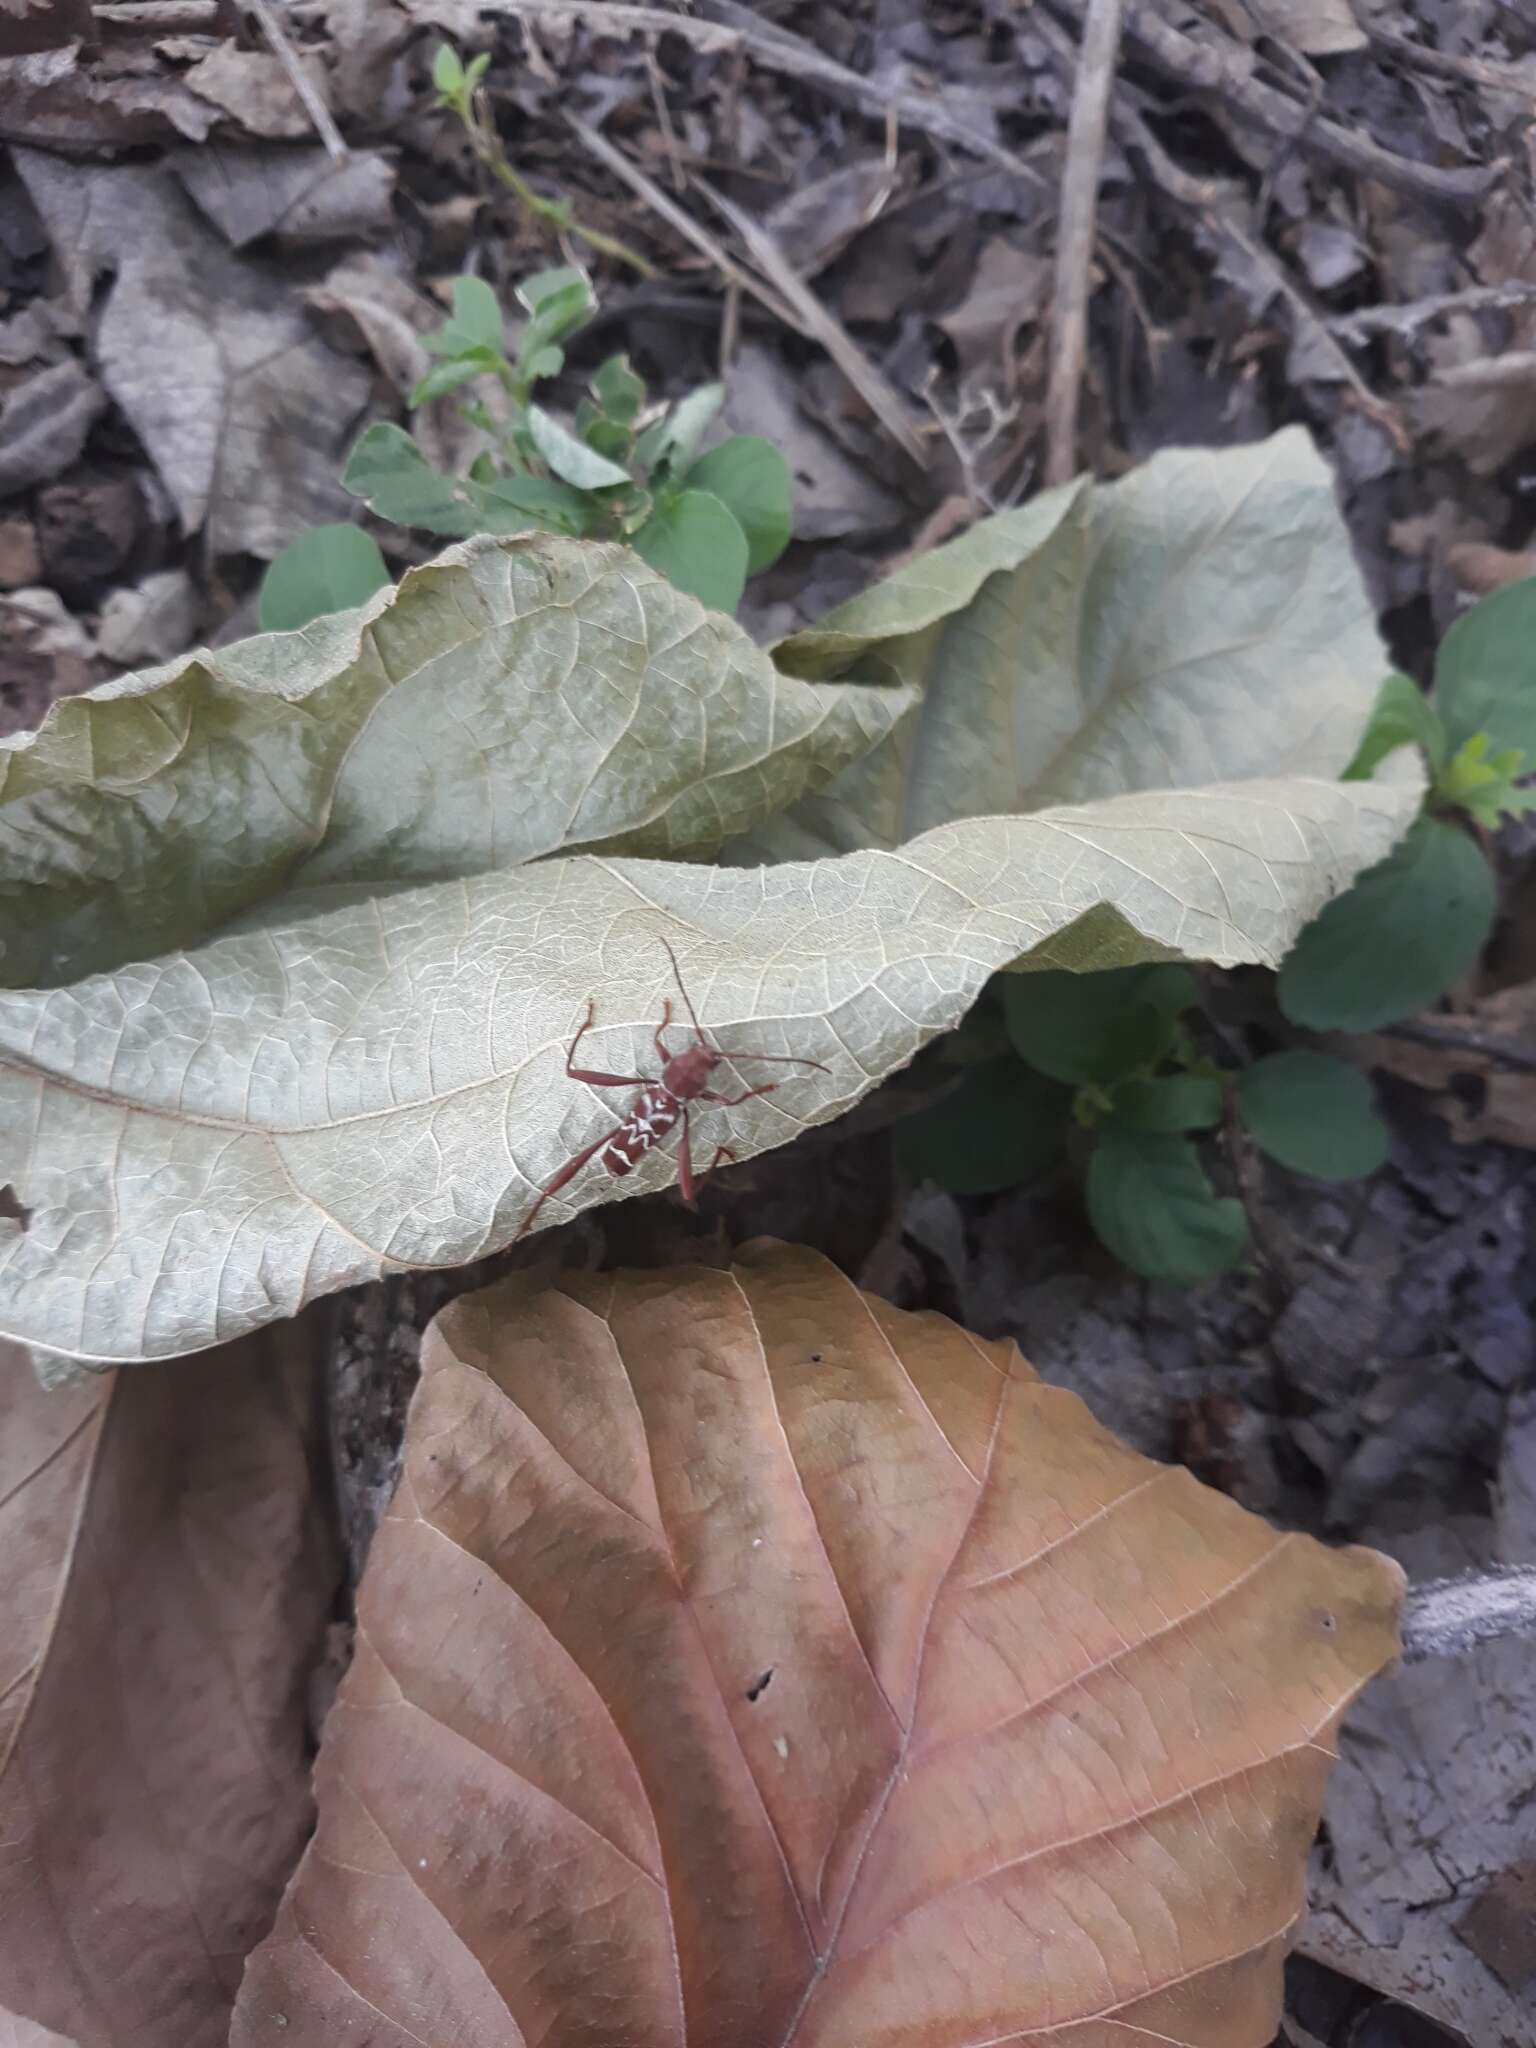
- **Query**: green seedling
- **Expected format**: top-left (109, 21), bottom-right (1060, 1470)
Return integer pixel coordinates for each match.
top-left (261, 255), bottom-right (793, 630)
top-left (898, 965), bottom-right (1389, 1288)
top-left (1279, 576), bottom-right (1535, 1031)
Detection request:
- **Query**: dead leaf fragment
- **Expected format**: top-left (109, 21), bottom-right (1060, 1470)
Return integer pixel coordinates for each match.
top-left (1414, 354), bottom-right (1536, 476)
top-left (0, 1323), bottom-right (341, 2048)
top-left (1243, 0), bottom-right (1367, 55)
top-left (173, 142), bottom-right (396, 249)
top-left (0, 359), bottom-right (106, 496)
top-left (0, 41), bottom-right (217, 151)
top-left (95, 567), bottom-right (196, 666)
top-left (232, 1244), bottom-right (1403, 2048)
top-left (184, 43), bottom-right (330, 140)
top-left (13, 150), bottom-right (369, 555)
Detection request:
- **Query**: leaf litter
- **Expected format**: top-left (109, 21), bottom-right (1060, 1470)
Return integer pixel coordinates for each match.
top-left (0, 0), bottom-right (1533, 2041)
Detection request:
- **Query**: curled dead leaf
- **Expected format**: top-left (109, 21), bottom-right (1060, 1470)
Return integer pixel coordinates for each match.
top-left (233, 1243), bottom-right (1404, 2048)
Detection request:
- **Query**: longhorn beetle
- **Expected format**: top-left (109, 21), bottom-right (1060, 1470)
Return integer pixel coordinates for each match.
top-left (515, 939), bottom-right (829, 1239)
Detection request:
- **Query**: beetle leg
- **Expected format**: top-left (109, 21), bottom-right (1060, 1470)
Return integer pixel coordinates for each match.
top-left (698, 1082), bottom-right (779, 1108)
top-left (516, 1125), bottom-right (625, 1239)
top-left (564, 1002), bottom-right (650, 1088)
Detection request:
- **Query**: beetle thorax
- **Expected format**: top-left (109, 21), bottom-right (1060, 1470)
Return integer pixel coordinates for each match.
top-left (662, 1043), bottom-right (722, 1100)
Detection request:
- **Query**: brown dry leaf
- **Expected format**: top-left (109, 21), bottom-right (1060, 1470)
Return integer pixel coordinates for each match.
top-left (1228, 0), bottom-right (1366, 55)
top-left (0, 1324), bottom-right (341, 2048)
top-left (172, 143), bottom-right (396, 251)
top-left (1355, 985), bottom-right (1536, 1151)
top-left (232, 1243), bottom-right (1403, 2048)
top-left (1413, 354), bottom-right (1536, 476)
top-left (184, 44), bottom-right (330, 141)
top-left (0, 43), bottom-right (217, 152)
top-left (12, 150), bottom-right (368, 557)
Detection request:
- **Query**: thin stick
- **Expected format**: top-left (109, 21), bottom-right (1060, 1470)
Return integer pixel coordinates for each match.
top-left (567, 116), bottom-right (797, 325)
top-left (1057, 0), bottom-right (1497, 208)
top-left (247, 0), bottom-right (348, 160)
top-left (483, 0), bottom-right (1052, 193)
top-left (1044, 0), bottom-right (1126, 486)
top-left (1330, 282), bottom-right (1536, 343)
top-left (1401, 1569), bottom-right (1536, 1661)
top-left (693, 177), bottom-right (930, 465)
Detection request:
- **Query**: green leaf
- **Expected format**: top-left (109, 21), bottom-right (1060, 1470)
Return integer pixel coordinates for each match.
top-left (516, 275), bottom-right (596, 368)
top-left (631, 489), bottom-right (749, 614)
top-left (517, 266), bottom-right (589, 315)
top-left (1086, 1131), bottom-right (1248, 1286)
top-left (340, 422), bottom-right (475, 535)
top-left (447, 275), bottom-right (503, 354)
top-left (525, 405), bottom-right (632, 489)
top-left (408, 354), bottom-right (495, 406)
top-left (525, 345), bottom-right (564, 383)
top-left (473, 474), bottom-right (595, 536)
top-left (1435, 732), bottom-right (1536, 830)
top-left (754, 428), bottom-right (1413, 860)
top-left (464, 51), bottom-right (490, 89)
top-left (651, 383), bottom-right (723, 474)
top-left (583, 417), bottom-right (633, 463)
top-left (257, 525), bottom-right (390, 634)
top-left (683, 436), bottom-right (793, 575)
top-left (1344, 670), bottom-right (1447, 779)
top-left (1235, 1050), bottom-right (1388, 1182)
top-left (1106, 1072), bottom-right (1224, 1134)
top-left (0, 532), bottom-right (922, 993)
top-left (1278, 815), bottom-right (1495, 1032)
top-left (895, 1057), bottom-right (1071, 1194)
top-left (593, 353), bottom-right (645, 425)
top-left (432, 43), bottom-right (464, 95)
top-left (1434, 575), bottom-right (1536, 756)
top-left (1002, 964), bottom-right (1198, 1085)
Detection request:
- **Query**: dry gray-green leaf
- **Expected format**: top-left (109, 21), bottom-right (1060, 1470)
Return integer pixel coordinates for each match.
top-left (752, 429), bottom-right (1393, 858)
top-left (0, 772), bottom-right (1417, 1364)
top-left (0, 533), bottom-right (913, 989)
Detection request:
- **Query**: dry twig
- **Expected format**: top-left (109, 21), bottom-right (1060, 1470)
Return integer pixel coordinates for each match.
top-left (1402, 1569), bottom-right (1536, 1661)
top-left (1055, 0), bottom-right (1500, 208)
top-left (1044, 0), bottom-right (1126, 486)
top-left (1330, 282), bottom-right (1536, 344)
top-left (694, 178), bottom-right (930, 465)
top-left (483, 0), bottom-right (1051, 193)
top-left (246, 0), bottom-right (347, 160)
top-left (566, 116), bottom-right (796, 322)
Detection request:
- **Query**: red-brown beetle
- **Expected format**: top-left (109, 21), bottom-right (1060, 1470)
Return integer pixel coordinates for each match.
top-left (515, 939), bottom-right (828, 1238)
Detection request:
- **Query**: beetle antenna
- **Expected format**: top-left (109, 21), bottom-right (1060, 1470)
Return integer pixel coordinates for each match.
top-left (659, 935), bottom-right (707, 1041)
top-left (715, 1047), bottom-right (830, 1072)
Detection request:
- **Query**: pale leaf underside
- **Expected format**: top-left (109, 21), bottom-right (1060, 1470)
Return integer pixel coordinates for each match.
top-left (0, 776), bottom-right (1418, 1363)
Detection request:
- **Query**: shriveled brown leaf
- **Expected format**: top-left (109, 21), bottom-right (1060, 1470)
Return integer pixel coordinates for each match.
top-left (0, 43), bottom-right (217, 152)
top-left (0, 1324), bottom-right (341, 2048)
top-left (233, 1243), bottom-right (1403, 2048)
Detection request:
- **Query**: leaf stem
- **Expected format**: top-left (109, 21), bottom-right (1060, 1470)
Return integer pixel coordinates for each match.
top-left (459, 88), bottom-right (656, 277)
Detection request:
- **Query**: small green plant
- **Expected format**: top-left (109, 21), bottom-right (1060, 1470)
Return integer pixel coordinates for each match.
top-left (431, 42), bottom-right (654, 278)
top-left (897, 965), bottom-right (1390, 1287)
top-left (260, 262), bottom-right (793, 631)
top-left (1279, 577), bottom-right (1535, 1031)
top-left (898, 575), bottom-right (1534, 1285)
